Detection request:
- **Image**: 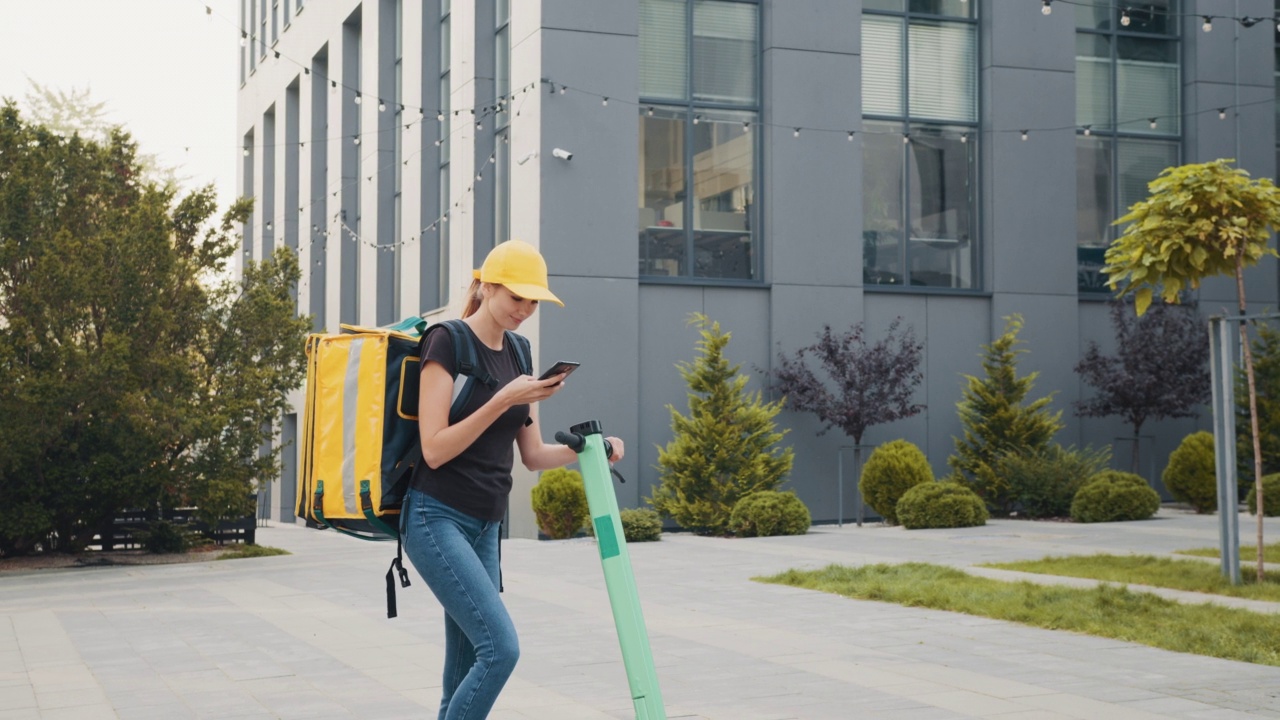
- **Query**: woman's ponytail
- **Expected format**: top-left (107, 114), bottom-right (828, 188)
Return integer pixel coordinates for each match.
top-left (462, 278), bottom-right (483, 318)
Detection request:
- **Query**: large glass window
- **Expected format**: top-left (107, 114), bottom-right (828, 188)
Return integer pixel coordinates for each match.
top-left (638, 0), bottom-right (759, 281)
top-left (1075, 0), bottom-right (1180, 293)
top-left (494, 0), bottom-right (510, 245)
top-left (861, 1), bottom-right (978, 289)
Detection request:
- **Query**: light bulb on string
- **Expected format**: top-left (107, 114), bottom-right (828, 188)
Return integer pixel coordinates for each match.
top-left (601, 97), bottom-right (608, 107)
top-left (1202, 16), bottom-right (1212, 32)
top-left (436, 110), bottom-right (444, 121)
top-left (330, 80), bottom-right (337, 93)
top-left (353, 135), bottom-right (361, 145)
top-left (903, 134), bottom-right (910, 144)
top-left (1219, 108), bottom-right (1227, 120)
top-left (1148, 117), bottom-right (1157, 129)
top-left (1041, 0), bottom-right (1052, 16)
top-left (240, 31), bottom-right (247, 47)
top-left (354, 93), bottom-right (362, 105)
top-left (1020, 130), bottom-right (1028, 141)
top-left (647, 106), bottom-right (655, 116)
top-left (1120, 9), bottom-right (1130, 26)
top-left (793, 127), bottom-right (800, 138)
top-left (742, 120), bottom-right (750, 132)
top-left (693, 115), bottom-right (700, 125)
top-left (1083, 125), bottom-right (1092, 136)
top-left (847, 131), bottom-right (855, 142)
top-left (378, 100), bottom-right (386, 112)
top-left (559, 85), bottom-right (566, 95)
top-left (960, 133), bottom-right (968, 144)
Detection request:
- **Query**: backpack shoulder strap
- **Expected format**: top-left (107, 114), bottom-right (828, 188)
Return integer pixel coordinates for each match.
top-left (505, 331), bottom-right (533, 376)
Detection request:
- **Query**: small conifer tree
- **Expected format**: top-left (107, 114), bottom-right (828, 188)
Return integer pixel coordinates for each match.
top-left (648, 314), bottom-right (795, 535)
top-left (948, 315), bottom-right (1063, 514)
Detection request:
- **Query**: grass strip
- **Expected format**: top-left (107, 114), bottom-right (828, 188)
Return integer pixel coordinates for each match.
top-left (982, 554), bottom-right (1280, 602)
top-left (1177, 542), bottom-right (1280, 564)
top-left (756, 563), bottom-right (1280, 667)
top-left (215, 544), bottom-right (290, 560)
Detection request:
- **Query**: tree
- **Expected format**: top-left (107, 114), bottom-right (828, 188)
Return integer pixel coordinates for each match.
top-left (768, 319), bottom-right (924, 508)
top-left (0, 102), bottom-right (310, 555)
top-left (1075, 300), bottom-right (1210, 472)
top-left (648, 314), bottom-right (794, 535)
top-left (1103, 158), bottom-right (1280, 580)
top-left (948, 315), bottom-right (1064, 514)
top-left (21, 80), bottom-right (184, 189)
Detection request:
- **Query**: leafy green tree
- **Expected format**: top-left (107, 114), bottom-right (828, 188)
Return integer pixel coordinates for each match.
top-left (948, 315), bottom-right (1063, 514)
top-left (648, 314), bottom-right (794, 535)
top-left (1103, 158), bottom-right (1280, 580)
top-left (1075, 300), bottom-right (1210, 473)
top-left (0, 102), bottom-right (309, 556)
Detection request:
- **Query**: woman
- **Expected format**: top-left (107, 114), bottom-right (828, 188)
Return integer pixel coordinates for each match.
top-left (401, 239), bottom-right (623, 720)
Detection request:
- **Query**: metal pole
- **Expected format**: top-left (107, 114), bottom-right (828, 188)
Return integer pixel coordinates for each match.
top-left (1209, 316), bottom-right (1242, 585)
top-left (837, 449), bottom-right (843, 528)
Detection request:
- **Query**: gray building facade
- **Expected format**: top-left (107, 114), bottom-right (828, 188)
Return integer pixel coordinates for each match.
top-left (238, 0), bottom-right (1280, 537)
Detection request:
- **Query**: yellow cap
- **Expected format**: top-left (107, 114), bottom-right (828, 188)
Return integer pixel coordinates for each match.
top-left (472, 239), bottom-right (564, 306)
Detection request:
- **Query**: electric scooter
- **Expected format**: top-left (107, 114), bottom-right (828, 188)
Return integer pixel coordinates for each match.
top-left (555, 420), bottom-right (667, 720)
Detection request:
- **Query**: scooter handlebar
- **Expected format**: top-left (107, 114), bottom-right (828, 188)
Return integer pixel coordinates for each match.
top-left (554, 430), bottom-right (613, 460)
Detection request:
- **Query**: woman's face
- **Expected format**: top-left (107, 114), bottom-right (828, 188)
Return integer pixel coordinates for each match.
top-left (483, 283), bottom-right (539, 330)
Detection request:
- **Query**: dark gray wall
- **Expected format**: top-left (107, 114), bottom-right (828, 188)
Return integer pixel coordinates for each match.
top-left (534, 0), bottom-right (1279, 523)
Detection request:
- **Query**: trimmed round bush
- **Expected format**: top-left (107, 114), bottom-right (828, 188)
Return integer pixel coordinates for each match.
top-left (619, 508), bottom-right (664, 542)
top-left (860, 439), bottom-right (934, 525)
top-left (531, 469), bottom-right (588, 539)
top-left (896, 482), bottom-right (988, 530)
top-left (1246, 473), bottom-right (1280, 517)
top-left (1163, 431), bottom-right (1217, 513)
top-left (728, 491), bottom-right (811, 538)
top-left (1070, 471), bottom-right (1162, 523)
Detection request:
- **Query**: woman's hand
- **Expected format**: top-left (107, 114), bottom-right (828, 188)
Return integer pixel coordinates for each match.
top-left (605, 436), bottom-right (625, 462)
top-left (495, 373), bottom-right (566, 407)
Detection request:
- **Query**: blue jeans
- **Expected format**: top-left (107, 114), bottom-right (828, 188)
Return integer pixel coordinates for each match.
top-left (401, 489), bottom-right (519, 720)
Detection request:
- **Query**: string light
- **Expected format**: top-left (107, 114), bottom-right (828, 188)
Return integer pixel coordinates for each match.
top-left (847, 131), bottom-right (855, 141)
top-left (601, 97), bottom-right (609, 107)
top-left (378, 100), bottom-right (386, 112)
top-left (959, 133), bottom-right (968, 144)
top-left (1041, 0), bottom-right (1052, 16)
top-left (1218, 108), bottom-right (1227, 120)
top-left (1082, 125), bottom-right (1092, 136)
top-left (1148, 117), bottom-right (1158, 129)
top-left (647, 106), bottom-right (655, 116)
top-left (693, 114), bottom-right (700, 125)
top-left (1020, 130), bottom-right (1029, 141)
top-left (1202, 15), bottom-right (1212, 32)
top-left (902, 134), bottom-right (910, 144)
top-left (793, 127), bottom-right (800, 138)
top-left (742, 120), bottom-right (750, 132)
top-left (354, 92), bottom-right (362, 105)
top-left (240, 30), bottom-right (247, 46)
top-left (1120, 9), bottom-right (1130, 26)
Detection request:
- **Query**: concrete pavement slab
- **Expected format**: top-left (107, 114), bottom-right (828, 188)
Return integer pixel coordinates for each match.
top-left (1, 509), bottom-right (1278, 718)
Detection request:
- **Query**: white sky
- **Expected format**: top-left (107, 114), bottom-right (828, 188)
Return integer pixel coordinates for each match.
top-left (0, 0), bottom-right (240, 209)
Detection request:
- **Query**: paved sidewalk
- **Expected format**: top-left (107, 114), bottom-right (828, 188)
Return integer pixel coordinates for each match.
top-left (2, 509), bottom-right (1279, 719)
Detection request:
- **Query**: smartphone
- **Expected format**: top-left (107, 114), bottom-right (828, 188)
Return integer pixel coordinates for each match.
top-left (537, 360), bottom-right (580, 383)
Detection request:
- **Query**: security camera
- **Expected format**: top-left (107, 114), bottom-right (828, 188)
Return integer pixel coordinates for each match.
top-left (551, 147), bottom-right (573, 161)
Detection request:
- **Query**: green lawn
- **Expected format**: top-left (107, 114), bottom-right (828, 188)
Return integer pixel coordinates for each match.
top-left (1177, 542), bottom-right (1280, 564)
top-left (982, 554), bottom-right (1280, 602)
top-left (215, 544), bottom-right (290, 560)
top-left (756, 563), bottom-right (1280, 667)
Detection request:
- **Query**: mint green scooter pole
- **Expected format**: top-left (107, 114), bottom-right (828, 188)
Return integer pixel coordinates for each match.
top-left (555, 421), bottom-right (666, 720)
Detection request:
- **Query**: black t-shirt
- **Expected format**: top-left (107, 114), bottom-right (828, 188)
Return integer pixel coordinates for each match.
top-left (409, 323), bottom-right (530, 521)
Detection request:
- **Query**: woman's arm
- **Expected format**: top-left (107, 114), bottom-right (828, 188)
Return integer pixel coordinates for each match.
top-left (418, 361), bottom-right (566, 469)
top-left (515, 406), bottom-right (625, 472)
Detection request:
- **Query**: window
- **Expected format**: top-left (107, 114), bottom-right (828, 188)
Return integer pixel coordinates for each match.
top-left (1075, 0), bottom-right (1180, 293)
top-left (259, 0), bottom-right (268, 59)
top-left (638, 0), bottom-right (759, 281)
top-left (271, 0), bottom-right (279, 45)
top-left (861, 0), bottom-right (978, 290)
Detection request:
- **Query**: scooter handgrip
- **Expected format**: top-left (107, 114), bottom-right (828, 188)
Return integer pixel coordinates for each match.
top-left (554, 431), bottom-right (585, 452)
